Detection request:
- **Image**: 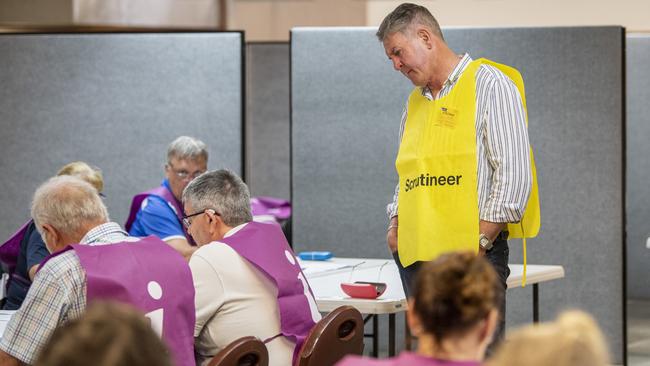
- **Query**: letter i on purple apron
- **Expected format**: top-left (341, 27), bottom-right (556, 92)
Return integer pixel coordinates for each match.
top-left (220, 222), bottom-right (321, 363)
top-left (51, 237), bottom-right (196, 366)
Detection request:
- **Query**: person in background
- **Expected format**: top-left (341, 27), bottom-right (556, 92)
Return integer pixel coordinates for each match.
top-left (378, 3), bottom-right (539, 347)
top-left (338, 251), bottom-right (499, 366)
top-left (0, 176), bottom-right (195, 366)
top-left (1, 161), bottom-right (103, 310)
top-left (486, 310), bottom-right (610, 366)
top-left (126, 136), bottom-right (208, 259)
top-left (34, 301), bottom-right (172, 366)
top-left (183, 169), bottom-right (320, 366)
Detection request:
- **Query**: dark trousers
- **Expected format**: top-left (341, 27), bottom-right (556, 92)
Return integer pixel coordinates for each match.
top-left (393, 234), bottom-right (509, 350)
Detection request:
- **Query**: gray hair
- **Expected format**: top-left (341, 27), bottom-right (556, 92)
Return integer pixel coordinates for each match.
top-left (182, 169), bottom-right (252, 227)
top-left (376, 3), bottom-right (444, 42)
top-left (31, 175), bottom-right (109, 238)
top-left (167, 136), bottom-right (208, 163)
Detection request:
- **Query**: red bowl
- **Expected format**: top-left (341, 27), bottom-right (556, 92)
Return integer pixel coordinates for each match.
top-left (340, 281), bottom-right (387, 299)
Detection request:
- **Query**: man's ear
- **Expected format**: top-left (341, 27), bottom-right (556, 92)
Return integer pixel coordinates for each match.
top-left (40, 223), bottom-right (60, 252)
top-left (416, 28), bottom-right (433, 49)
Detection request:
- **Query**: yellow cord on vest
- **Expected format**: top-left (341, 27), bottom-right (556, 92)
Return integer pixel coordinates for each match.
top-left (521, 221), bottom-right (527, 287)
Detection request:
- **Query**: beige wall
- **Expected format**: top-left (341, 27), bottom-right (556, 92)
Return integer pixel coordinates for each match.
top-left (366, 0), bottom-right (650, 32)
top-left (1, 0), bottom-right (647, 39)
top-left (230, 0), bottom-right (366, 41)
top-left (0, 0), bottom-right (73, 24)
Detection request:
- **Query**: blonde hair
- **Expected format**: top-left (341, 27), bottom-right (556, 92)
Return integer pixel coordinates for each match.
top-left (487, 310), bottom-right (610, 366)
top-left (34, 302), bottom-right (172, 366)
top-left (57, 161), bottom-right (104, 193)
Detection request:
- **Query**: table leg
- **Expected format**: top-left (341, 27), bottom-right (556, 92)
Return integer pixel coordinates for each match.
top-left (533, 283), bottom-right (539, 323)
top-left (373, 315), bottom-right (379, 357)
top-left (389, 313), bottom-right (396, 356)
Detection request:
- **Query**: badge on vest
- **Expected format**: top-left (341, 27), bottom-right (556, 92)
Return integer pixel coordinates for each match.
top-left (434, 106), bottom-right (459, 128)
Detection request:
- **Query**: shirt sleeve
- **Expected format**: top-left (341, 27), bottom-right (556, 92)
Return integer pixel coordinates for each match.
top-left (189, 251), bottom-right (225, 337)
top-left (25, 229), bottom-right (49, 271)
top-left (0, 253), bottom-right (85, 364)
top-left (386, 103), bottom-right (408, 221)
top-left (128, 196), bottom-right (185, 241)
top-left (481, 76), bottom-right (533, 223)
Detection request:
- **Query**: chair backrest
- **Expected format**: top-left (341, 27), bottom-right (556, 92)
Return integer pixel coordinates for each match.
top-left (296, 305), bottom-right (364, 366)
top-left (208, 336), bottom-right (269, 366)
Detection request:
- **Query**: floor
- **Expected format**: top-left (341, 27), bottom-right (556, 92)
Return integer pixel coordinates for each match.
top-left (629, 299), bottom-right (650, 366)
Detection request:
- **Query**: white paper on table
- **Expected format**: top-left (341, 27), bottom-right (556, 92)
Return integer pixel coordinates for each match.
top-left (0, 310), bottom-right (16, 339)
top-left (298, 259), bottom-right (364, 276)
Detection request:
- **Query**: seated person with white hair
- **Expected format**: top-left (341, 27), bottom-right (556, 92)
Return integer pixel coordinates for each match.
top-left (126, 136), bottom-right (208, 259)
top-left (0, 176), bottom-right (195, 366)
top-left (1, 161), bottom-right (104, 310)
top-left (183, 169), bottom-right (320, 366)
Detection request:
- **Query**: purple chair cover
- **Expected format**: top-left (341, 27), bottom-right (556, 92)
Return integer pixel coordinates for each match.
top-left (250, 196), bottom-right (291, 221)
top-left (0, 220), bottom-right (32, 274)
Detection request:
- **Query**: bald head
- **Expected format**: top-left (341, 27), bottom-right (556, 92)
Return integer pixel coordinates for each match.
top-left (31, 176), bottom-right (109, 244)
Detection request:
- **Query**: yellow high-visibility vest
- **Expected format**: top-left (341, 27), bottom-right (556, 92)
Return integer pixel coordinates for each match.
top-left (396, 59), bottom-right (540, 284)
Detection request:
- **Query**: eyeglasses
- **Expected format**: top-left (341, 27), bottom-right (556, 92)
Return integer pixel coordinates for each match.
top-left (182, 209), bottom-right (219, 229)
top-left (167, 162), bottom-right (206, 181)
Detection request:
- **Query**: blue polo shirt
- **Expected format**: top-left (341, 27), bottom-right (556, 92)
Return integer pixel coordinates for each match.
top-left (128, 180), bottom-right (186, 241)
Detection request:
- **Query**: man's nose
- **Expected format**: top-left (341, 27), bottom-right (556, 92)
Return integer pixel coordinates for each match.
top-left (391, 57), bottom-right (402, 71)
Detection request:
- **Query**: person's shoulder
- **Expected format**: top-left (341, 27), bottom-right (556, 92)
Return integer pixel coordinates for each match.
top-left (477, 64), bottom-right (511, 82)
top-left (194, 242), bottom-right (239, 262)
top-left (37, 251), bottom-right (82, 279)
top-left (337, 355), bottom-right (394, 366)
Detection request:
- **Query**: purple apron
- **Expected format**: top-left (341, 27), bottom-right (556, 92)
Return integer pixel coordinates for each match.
top-left (219, 221), bottom-right (320, 362)
top-left (0, 220), bottom-right (31, 275)
top-left (125, 186), bottom-right (196, 246)
top-left (43, 236), bottom-right (196, 366)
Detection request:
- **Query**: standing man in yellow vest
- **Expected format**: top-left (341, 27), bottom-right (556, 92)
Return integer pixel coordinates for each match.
top-left (379, 3), bottom-right (540, 345)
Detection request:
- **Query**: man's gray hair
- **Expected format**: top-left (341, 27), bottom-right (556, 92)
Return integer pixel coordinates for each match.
top-left (182, 169), bottom-right (253, 227)
top-left (31, 175), bottom-right (109, 238)
top-left (167, 136), bottom-right (208, 163)
top-left (376, 3), bottom-right (444, 42)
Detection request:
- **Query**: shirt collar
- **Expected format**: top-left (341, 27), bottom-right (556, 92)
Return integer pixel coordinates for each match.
top-left (421, 53), bottom-right (473, 99)
top-left (223, 222), bottom-right (248, 238)
top-left (80, 222), bottom-right (129, 245)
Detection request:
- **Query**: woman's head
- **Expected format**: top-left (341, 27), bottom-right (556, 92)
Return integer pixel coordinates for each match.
top-left (487, 310), bottom-right (609, 366)
top-left (409, 251), bottom-right (501, 347)
top-left (56, 161), bottom-right (104, 193)
top-left (34, 302), bottom-right (172, 366)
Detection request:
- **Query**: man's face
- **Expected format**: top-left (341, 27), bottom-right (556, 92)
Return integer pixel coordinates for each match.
top-left (183, 201), bottom-right (212, 246)
top-left (383, 30), bottom-right (432, 87)
top-left (165, 157), bottom-right (207, 201)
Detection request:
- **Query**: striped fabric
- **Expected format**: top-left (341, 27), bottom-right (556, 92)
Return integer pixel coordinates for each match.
top-left (387, 54), bottom-right (533, 224)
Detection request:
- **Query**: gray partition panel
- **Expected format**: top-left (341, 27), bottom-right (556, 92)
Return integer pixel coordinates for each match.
top-left (0, 32), bottom-right (243, 236)
top-left (292, 26), bottom-right (624, 362)
top-left (627, 34), bottom-right (650, 299)
top-left (246, 43), bottom-right (291, 199)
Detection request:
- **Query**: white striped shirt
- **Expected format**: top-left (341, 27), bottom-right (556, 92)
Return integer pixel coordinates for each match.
top-left (387, 54), bottom-right (532, 223)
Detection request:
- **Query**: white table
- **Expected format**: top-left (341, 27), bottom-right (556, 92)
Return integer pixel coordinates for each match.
top-left (302, 258), bottom-right (564, 356)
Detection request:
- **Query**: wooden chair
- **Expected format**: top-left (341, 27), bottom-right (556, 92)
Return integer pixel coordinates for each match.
top-left (208, 336), bottom-right (268, 366)
top-left (295, 305), bottom-right (364, 366)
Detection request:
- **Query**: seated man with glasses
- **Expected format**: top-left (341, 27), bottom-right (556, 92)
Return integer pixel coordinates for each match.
top-left (126, 136), bottom-right (208, 259)
top-left (0, 176), bottom-right (195, 366)
top-left (182, 170), bottom-right (320, 366)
